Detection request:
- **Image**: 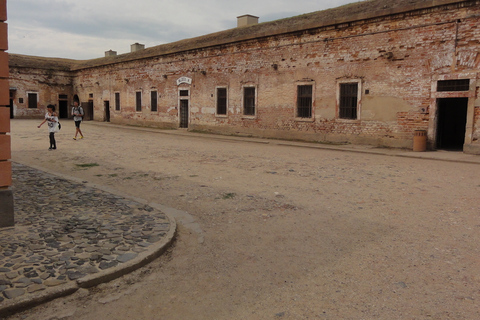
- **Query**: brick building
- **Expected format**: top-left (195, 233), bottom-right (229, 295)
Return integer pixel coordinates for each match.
top-left (8, 0), bottom-right (480, 153)
top-left (0, 0), bottom-right (13, 227)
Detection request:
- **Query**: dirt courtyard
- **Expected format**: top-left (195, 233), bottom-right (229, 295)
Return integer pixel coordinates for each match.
top-left (6, 119), bottom-right (480, 320)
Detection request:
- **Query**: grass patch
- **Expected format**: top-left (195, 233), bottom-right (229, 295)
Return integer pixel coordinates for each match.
top-left (75, 163), bottom-right (99, 168)
top-left (222, 193), bottom-right (236, 200)
top-left (108, 174), bottom-right (118, 177)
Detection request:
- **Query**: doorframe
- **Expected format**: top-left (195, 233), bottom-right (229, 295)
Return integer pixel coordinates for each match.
top-left (9, 89), bottom-right (15, 119)
top-left (58, 96), bottom-right (68, 119)
top-left (104, 100), bottom-right (110, 122)
top-left (435, 97), bottom-right (469, 150)
top-left (178, 86), bottom-right (190, 128)
top-left (428, 73), bottom-right (477, 150)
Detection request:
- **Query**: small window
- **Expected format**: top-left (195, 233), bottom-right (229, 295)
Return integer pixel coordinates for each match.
top-left (115, 92), bottom-right (120, 111)
top-left (297, 85), bottom-right (313, 118)
top-left (28, 93), bottom-right (37, 109)
top-left (339, 83), bottom-right (358, 119)
top-left (136, 91), bottom-right (142, 112)
top-left (437, 79), bottom-right (470, 92)
top-left (243, 87), bottom-right (256, 116)
top-left (179, 90), bottom-right (189, 97)
top-left (216, 88), bottom-right (227, 115)
top-left (151, 91), bottom-right (158, 112)
top-left (19, 98), bottom-right (24, 104)
top-left (89, 93), bottom-right (93, 99)
top-left (59, 94), bottom-right (68, 100)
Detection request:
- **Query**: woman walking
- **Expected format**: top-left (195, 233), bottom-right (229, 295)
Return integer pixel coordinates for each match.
top-left (38, 104), bottom-right (59, 150)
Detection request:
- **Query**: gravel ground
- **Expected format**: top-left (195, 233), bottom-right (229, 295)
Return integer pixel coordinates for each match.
top-left (6, 119), bottom-right (480, 320)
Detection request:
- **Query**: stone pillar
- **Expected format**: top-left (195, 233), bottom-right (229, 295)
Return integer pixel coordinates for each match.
top-left (0, 0), bottom-right (14, 228)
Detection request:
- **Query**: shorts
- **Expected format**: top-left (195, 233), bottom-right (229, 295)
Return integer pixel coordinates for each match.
top-left (75, 120), bottom-right (82, 128)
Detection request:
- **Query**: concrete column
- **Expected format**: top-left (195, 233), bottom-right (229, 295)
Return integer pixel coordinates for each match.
top-left (0, 0), bottom-right (14, 228)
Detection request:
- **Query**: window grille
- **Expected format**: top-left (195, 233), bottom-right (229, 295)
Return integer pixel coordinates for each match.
top-left (179, 90), bottom-right (189, 97)
top-left (437, 79), bottom-right (470, 92)
top-left (58, 94), bottom-right (68, 100)
top-left (28, 93), bottom-right (37, 109)
top-left (297, 85), bottom-right (313, 118)
top-left (243, 87), bottom-right (255, 116)
top-left (339, 83), bottom-right (358, 119)
top-left (217, 88), bottom-right (227, 115)
top-left (115, 92), bottom-right (120, 111)
top-left (136, 92), bottom-right (142, 112)
top-left (151, 91), bottom-right (158, 112)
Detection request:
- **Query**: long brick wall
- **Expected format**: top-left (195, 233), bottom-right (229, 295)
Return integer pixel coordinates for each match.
top-left (0, 0), bottom-right (14, 227)
top-left (67, 1), bottom-right (479, 149)
top-left (7, 0), bottom-right (480, 152)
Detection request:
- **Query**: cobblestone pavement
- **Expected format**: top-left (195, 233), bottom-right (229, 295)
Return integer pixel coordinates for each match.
top-left (0, 163), bottom-right (175, 315)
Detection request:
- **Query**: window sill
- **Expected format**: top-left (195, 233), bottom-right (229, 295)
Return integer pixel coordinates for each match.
top-left (336, 118), bottom-right (360, 123)
top-left (295, 117), bottom-right (314, 122)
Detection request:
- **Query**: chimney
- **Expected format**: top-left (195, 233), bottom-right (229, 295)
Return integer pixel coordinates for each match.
top-left (131, 43), bottom-right (145, 53)
top-left (237, 14), bottom-right (259, 28)
top-left (105, 50), bottom-right (117, 57)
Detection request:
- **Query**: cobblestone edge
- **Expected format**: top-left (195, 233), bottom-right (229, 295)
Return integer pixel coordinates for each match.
top-left (0, 163), bottom-right (177, 318)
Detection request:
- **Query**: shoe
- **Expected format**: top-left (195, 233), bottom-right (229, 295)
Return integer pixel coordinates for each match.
top-left (80, 136), bottom-right (84, 139)
top-left (48, 147), bottom-right (53, 150)
top-left (73, 137), bottom-right (77, 140)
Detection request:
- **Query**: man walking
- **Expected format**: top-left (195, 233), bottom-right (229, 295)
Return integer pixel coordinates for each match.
top-left (72, 101), bottom-right (84, 140)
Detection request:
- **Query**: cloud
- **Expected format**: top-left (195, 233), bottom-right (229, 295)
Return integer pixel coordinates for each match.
top-left (7, 0), bottom-right (361, 59)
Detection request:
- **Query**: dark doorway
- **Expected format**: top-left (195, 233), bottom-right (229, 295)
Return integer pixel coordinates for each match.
top-left (104, 101), bottom-right (110, 122)
top-left (9, 99), bottom-right (13, 119)
top-left (179, 100), bottom-right (189, 128)
top-left (58, 100), bottom-right (68, 119)
top-left (436, 98), bottom-right (468, 150)
top-left (81, 101), bottom-right (94, 120)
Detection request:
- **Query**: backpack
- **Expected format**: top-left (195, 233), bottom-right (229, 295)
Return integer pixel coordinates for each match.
top-left (72, 106), bottom-right (84, 117)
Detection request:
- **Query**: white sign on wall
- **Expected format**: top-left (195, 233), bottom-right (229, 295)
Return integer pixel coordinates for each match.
top-left (177, 77), bottom-right (192, 86)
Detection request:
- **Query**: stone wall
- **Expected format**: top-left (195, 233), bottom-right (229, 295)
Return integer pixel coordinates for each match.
top-left (0, 0), bottom-right (14, 227)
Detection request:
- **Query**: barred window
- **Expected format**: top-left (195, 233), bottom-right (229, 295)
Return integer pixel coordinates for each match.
top-left (297, 85), bottom-right (313, 118)
top-left (136, 91), bottom-right (142, 112)
top-left (115, 92), bottom-right (120, 111)
top-left (217, 88), bottom-right (227, 115)
top-left (339, 83), bottom-right (358, 119)
top-left (437, 79), bottom-right (470, 92)
top-left (28, 93), bottom-right (37, 109)
top-left (151, 91), bottom-right (158, 112)
top-left (243, 87), bottom-right (255, 116)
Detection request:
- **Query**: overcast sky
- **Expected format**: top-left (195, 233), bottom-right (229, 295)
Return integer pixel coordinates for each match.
top-left (7, 0), bottom-right (361, 60)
